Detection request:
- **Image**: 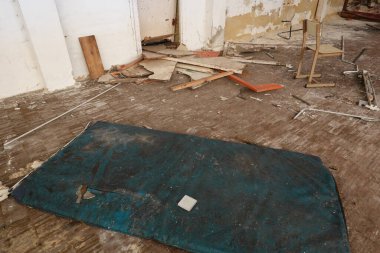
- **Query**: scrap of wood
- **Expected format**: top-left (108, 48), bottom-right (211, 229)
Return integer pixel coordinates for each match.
top-left (306, 83), bottom-right (335, 88)
top-left (143, 50), bottom-right (166, 60)
top-left (176, 68), bottom-right (213, 81)
top-left (231, 58), bottom-right (292, 68)
top-left (143, 46), bottom-right (193, 58)
top-left (224, 41), bottom-right (278, 56)
top-left (164, 56), bottom-right (245, 74)
top-left (193, 51), bottom-right (221, 58)
top-left (142, 34), bottom-right (174, 45)
top-left (157, 49), bottom-right (194, 57)
top-left (116, 56), bottom-right (144, 71)
top-left (362, 70), bottom-right (378, 108)
top-left (171, 71), bottom-right (233, 91)
top-left (121, 65), bottom-right (152, 78)
top-left (176, 69), bottom-right (214, 90)
top-left (139, 59), bottom-right (177, 81)
top-left (79, 35), bottom-right (104, 80)
top-left (227, 74), bottom-right (284, 93)
top-left (143, 44), bottom-right (168, 53)
top-left (176, 63), bottom-right (215, 73)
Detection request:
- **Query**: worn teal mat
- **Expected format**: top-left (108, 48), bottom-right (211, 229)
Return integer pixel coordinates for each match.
top-left (12, 121), bottom-right (350, 252)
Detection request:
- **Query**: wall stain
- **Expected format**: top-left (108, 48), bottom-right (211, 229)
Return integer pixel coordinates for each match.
top-left (224, 0), bottom-right (338, 41)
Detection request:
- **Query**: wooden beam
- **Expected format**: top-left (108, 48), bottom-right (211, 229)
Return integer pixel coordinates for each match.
top-left (176, 63), bottom-right (215, 73)
top-left (171, 71), bottom-right (233, 91)
top-left (164, 57), bottom-right (245, 74)
top-left (79, 35), bottom-right (104, 80)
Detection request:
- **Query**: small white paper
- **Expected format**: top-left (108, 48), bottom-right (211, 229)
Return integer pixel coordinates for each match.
top-left (178, 195), bottom-right (197, 212)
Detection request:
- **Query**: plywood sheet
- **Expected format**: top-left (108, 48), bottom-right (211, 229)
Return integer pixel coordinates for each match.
top-left (165, 56), bottom-right (246, 74)
top-left (79, 35), bottom-right (104, 79)
top-left (176, 63), bottom-right (215, 73)
top-left (121, 65), bottom-right (152, 78)
top-left (139, 60), bottom-right (176, 81)
top-left (143, 50), bottom-right (166, 60)
top-left (176, 68), bottom-right (213, 81)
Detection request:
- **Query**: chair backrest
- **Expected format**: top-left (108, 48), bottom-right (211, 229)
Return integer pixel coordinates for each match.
top-left (305, 20), bottom-right (321, 38)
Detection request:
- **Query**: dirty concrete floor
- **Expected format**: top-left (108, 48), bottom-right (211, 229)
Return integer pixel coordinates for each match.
top-left (0, 17), bottom-right (379, 252)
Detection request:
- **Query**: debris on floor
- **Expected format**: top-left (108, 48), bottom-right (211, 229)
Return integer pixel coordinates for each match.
top-left (79, 35), bottom-right (105, 80)
top-left (223, 41), bottom-right (277, 57)
top-left (98, 73), bottom-right (115, 83)
top-left (0, 181), bottom-right (10, 202)
top-left (171, 71), bottom-right (234, 91)
top-left (141, 34), bottom-right (174, 45)
top-left (165, 56), bottom-right (246, 74)
top-left (294, 108), bottom-right (380, 122)
top-left (230, 58), bottom-right (293, 69)
top-left (176, 68), bottom-right (213, 82)
top-left (95, 41), bottom-right (292, 93)
top-left (359, 70), bottom-right (379, 111)
top-left (139, 59), bottom-right (177, 81)
top-left (177, 195), bottom-right (197, 212)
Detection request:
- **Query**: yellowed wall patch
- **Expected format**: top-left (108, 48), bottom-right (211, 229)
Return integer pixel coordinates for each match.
top-left (225, 0), bottom-right (322, 41)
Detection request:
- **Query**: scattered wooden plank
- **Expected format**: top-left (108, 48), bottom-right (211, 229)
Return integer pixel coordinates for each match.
top-left (171, 71), bottom-right (233, 91)
top-left (176, 69), bottom-right (214, 90)
top-left (139, 60), bottom-right (176, 81)
top-left (143, 46), bottom-right (193, 58)
top-left (143, 44), bottom-right (168, 53)
top-left (156, 49), bottom-right (194, 57)
top-left (142, 34), bottom-right (174, 45)
top-left (193, 51), bottom-right (220, 58)
top-left (79, 35), bottom-right (104, 80)
top-left (227, 74), bottom-right (284, 93)
top-left (224, 42), bottom-right (278, 56)
top-left (306, 83), bottom-right (335, 88)
top-left (164, 56), bottom-right (245, 74)
top-left (143, 50), bottom-right (166, 60)
top-left (176, 63), bottom-right (215, 73)
top-left (176, 68), bottom-right (213, 80)
top-left (231, 58), bottom-right (292, 68)
top-left (116, 56), bottom-right (144, 71)
top-left (121, 65), bottom-right (152, 78)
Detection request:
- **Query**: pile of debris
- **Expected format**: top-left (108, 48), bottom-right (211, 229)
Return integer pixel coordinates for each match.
top-left (98, 42), bottom-right (289, 93)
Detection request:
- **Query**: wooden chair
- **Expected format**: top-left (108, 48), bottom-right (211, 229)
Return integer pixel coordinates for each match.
top-left (295, 19), bottom-right (343, 88)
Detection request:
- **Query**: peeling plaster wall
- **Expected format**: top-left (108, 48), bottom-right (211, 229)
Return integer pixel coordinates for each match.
top-left (225, 0), bottom-right (320, 41)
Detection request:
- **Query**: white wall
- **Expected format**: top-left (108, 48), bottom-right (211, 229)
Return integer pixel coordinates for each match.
top-left (18, 0), bottom-right (75, 91)
top-left (0, 0), bottom-right (44, 99)
top-left (55, 0), bottom-right (142, 79)
top-left (138, 0), bottom-right (177, 39)
top-left (179, 0), bottom-right (226, 50)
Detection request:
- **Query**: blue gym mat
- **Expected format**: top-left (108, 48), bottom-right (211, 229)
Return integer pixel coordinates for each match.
top-left (12, 121), bottom-right (350, 252)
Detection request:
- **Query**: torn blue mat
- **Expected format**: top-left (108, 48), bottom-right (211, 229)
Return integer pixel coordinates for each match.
top-left (12, 121), bottom-right (350, 252)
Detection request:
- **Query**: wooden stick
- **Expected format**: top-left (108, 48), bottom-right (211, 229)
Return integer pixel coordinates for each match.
top-left (171, 71), bottom-right (233, 91)
top-left (4, 83), bottom-right (122, 147)
top-left (116, 56), bottom-right (143, 71)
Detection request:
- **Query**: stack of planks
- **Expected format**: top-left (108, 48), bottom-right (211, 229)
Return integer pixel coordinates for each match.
top-left (140, 44), bottom-right (246, 91)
